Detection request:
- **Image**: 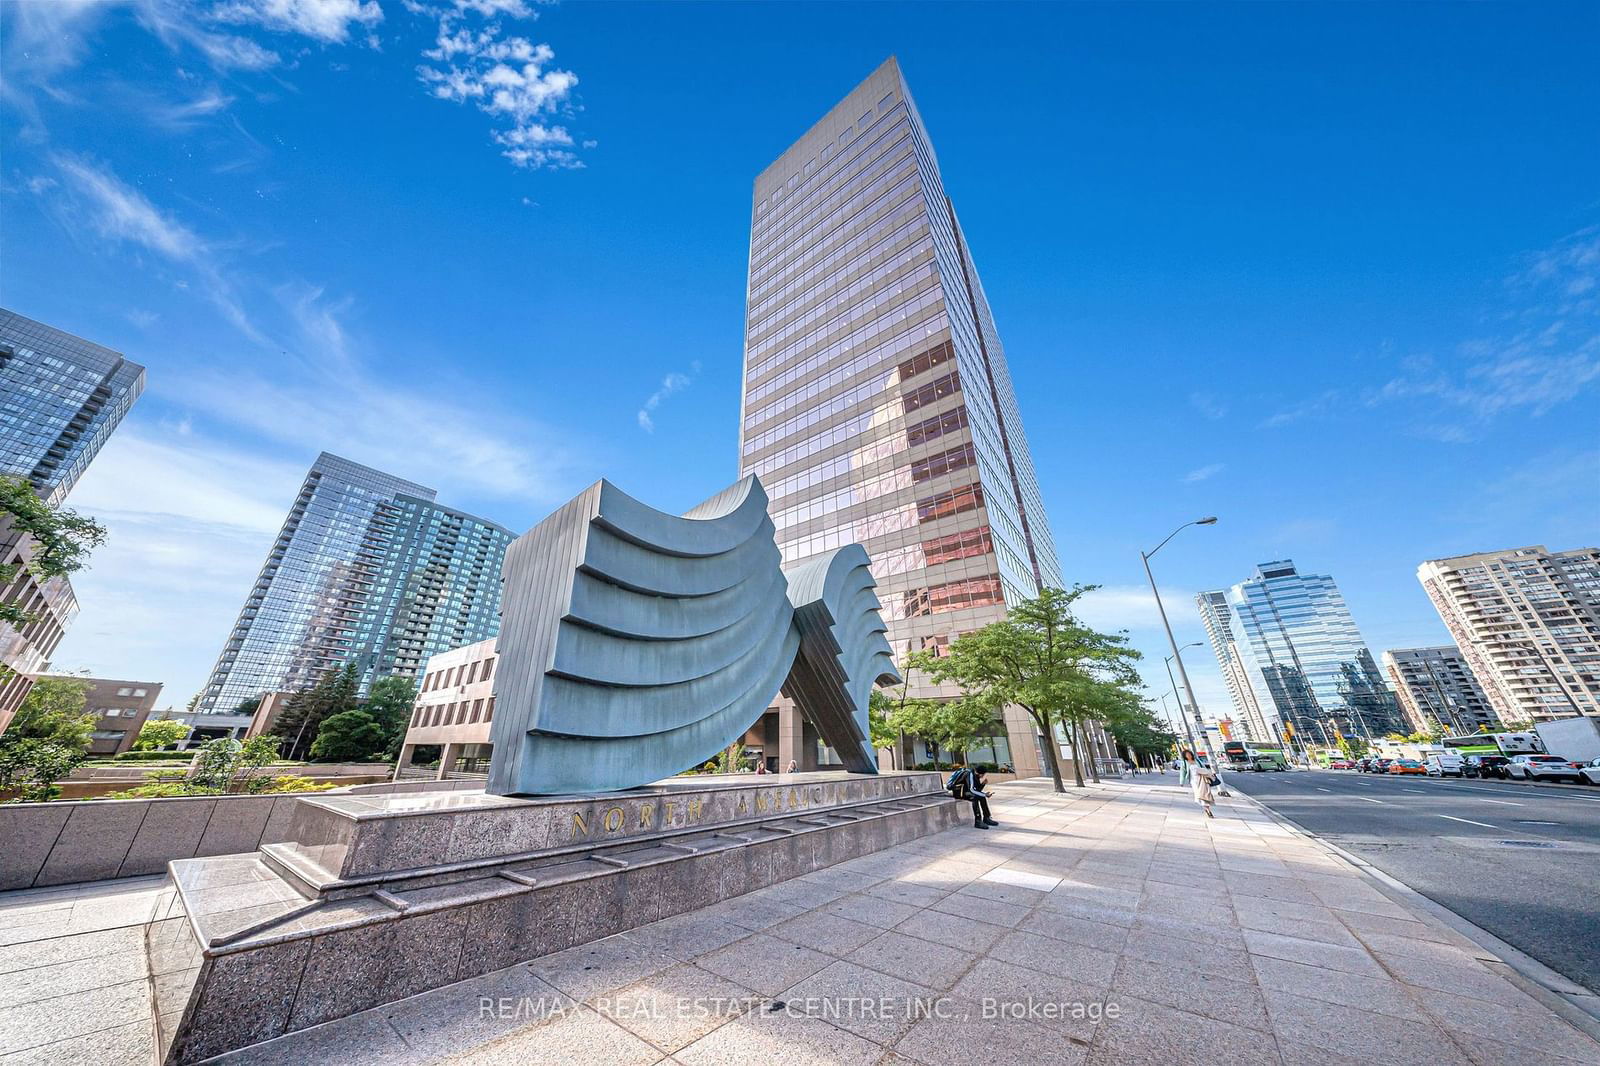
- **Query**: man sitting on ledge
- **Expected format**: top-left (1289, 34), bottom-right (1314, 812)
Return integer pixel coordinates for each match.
top-left (947, 765), bottom-right (1000, 829)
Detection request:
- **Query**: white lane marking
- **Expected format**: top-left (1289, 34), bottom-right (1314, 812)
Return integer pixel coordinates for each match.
top-left (1316, 787), bottom-right (1331, 793)
top-left (1437, 814), bottom-right (1497, 829)
top-left (1441, 782), bottom-right (1600, 802)
top-left (1476, 798), bottom-right (1522, 806)
top-left (1357, 797), bottom-right (1387, 805)
top-left (1403, 789), bottom-right (1426, 794)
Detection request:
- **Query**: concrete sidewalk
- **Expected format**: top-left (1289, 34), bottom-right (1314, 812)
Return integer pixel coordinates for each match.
top-left (3, 777), bottom-right (1598, 1065)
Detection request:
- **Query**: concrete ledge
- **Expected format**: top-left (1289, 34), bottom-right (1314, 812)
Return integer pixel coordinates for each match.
top-left (0, 792), bottom-right (312, 890)
top-left (149, 782), bottom-right (962, 1063)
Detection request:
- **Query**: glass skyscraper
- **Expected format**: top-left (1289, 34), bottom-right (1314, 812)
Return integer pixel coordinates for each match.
top-left (1, 308), bottom-right (142, 731)
top-left (737, 58), bottom-right (1067, 777)
top-left (1, 308), bottom-right (145, 505)
top-left (1200, 560), bottom-right (1406, 748)
top-left (1196, 590), bottom-right (1276, 744)
top-left (196, 453), bottom-right (513, 713)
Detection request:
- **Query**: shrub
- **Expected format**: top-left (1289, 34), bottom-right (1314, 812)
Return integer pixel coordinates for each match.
top-left (260, 774), bottom-right (336, 794)
top-left (98, 773), bottom-right (334, 799)
top-left (308, 710), bottom-right (386, 762)
top-left (0, 739), bottom-right (90, 803)
top-left (132, 719), bottom-right (191, 751)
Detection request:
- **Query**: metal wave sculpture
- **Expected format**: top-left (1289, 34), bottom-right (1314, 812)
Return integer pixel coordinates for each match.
top-left (487, 476), bottom-right (900, 796)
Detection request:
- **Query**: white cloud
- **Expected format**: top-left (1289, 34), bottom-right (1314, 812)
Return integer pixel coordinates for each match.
top-left (213, 0), bottom-right (384, 43)
top-left (1182, 463), bottom-right (1224, 484)
top-left (418, 8), bottom-right (587, 170)
top-left (636, 364), bottom-right (700, 433)
top-left (165, 289), bottom-right (587, 507)
top-left (1366, 226), bottom-right (1600, 439)
top-left (0, 0), bottom-right (107, 108)
top-left (1259, 389), bottom-right (1342, 429)
top-left (148, 87), bottom-right (235, 129)
top-left (452, 0), bottom-right (537, 16)
top-left (54, 154), bottom-right (203, 259)
top-left (51, 154), bottom-right (265, 343)
top-left (1189, 392), bottom-right (1227, 420)
top-left (135, 0), bottom-right (282, 71)
top-left (1075, 584), bottom-right (1201, 634)
top-left (49, 428), bottom-right (309, 707)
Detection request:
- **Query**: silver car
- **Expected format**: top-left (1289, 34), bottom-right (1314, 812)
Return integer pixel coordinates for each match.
top-left (1578, 758), bottom-right (1600, 786)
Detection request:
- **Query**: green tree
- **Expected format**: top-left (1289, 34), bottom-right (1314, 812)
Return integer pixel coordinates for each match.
top-left (5, 677), bottom-right (95, 749)
top-left (1102, 698), bottom-right (1178, 766)
top-left (0, 476), bottom-right (107, 633)
top-left (867, 689), bottom-right (898, 756)
top-left (187, 734), bottom-right (282, 793)
top-left (1338, 735), bottom-right (1371, 759)
top-left (133, 719), bottom-right (191, 751)
top-left (913, 586), bottom-right (1141, 792)
top-left (309, 710), bottom-right (387, 762)
top-left (271, 662), bottom-right (361, 759)
top-left (885, 691), bottom-right (994, 770)
top-left (0, 739), bottom-right (88, 802)
top-left (364, 675), bottom-right (418, 755)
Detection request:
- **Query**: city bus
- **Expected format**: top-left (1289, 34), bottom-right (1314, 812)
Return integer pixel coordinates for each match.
top-left (1223, 741), bottom-right (1289, 772)
top-left (1441, 731), bottom-right (1542, 757)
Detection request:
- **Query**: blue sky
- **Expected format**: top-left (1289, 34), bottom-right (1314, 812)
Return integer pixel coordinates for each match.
top-left (3, 1), bottom-right (1597, 719)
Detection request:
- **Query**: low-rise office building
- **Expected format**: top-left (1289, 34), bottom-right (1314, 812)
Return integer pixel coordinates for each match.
top-left (394, 637), bottom-right (498, 779)
top-left (80, 676), bottom-right (162, 755)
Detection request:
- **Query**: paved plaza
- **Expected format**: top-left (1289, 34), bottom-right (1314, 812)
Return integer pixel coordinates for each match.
top-left (3, 777), bottom-right (1599, 1065)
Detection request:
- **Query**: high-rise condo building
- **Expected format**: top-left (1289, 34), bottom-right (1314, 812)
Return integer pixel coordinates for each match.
top-left (1418, 546), bottom-right (1600, 724)
top-left (1382, 646), bottom-right (1500, 734)
top-left (195, 453), bottom-right (513, 713)
top-left (1196, 590), bottom-right (1276, 743)
top-left (736, 58), bottom-right (1069, 778)
top-left (0, 308), bottom-right (145, 506)
top-left (1199, 560), bottom-right (1406, 748)
top-left (1, 309), bottom-right (143, 731)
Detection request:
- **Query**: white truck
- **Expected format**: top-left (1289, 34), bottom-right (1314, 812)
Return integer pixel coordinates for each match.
top-left (1533, 716), bottom-right (1600, 765)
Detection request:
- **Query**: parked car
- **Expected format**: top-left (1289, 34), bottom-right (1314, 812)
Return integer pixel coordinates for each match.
top-left (1578, 758), bottom-right (1600, 786)
top-left (1327, 759), bottom-right (1352, 770)
top-left (1464, 754), bottom-right (1511, 779)
top-left (1388, 759), bottom-right (1427, 775)
top-left (1505, 754), bottom-right (1585, 783)
top-left (1373, 758), bottom-right (1395, 774)
top-left (1426, 752), bottom-right (1465, 777)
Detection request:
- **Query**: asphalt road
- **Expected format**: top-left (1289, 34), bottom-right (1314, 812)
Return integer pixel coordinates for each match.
top-left (1225, 768), bottom-right (1600, 993)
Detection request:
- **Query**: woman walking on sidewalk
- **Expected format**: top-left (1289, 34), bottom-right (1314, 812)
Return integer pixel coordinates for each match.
top-left (1181, 749), bottom-right (1215, 818)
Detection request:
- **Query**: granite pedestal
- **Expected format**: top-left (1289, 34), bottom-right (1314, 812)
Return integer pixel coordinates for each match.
top-left (146, 771), bottom-right (961, 1063)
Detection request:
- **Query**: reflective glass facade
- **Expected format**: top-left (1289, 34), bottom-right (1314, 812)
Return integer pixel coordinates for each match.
top-left (1209, 561), bottom-right (1406, 746)
top-left (196, 453), bottom-right (512, 712)
top-left (740, 58), bottom-right (1060, 655)
top-left (0, 308), bottom-right (145, 505)
top-left (1, 308), bottom-right (140, 732)
top-left (737, 59), bottom-right (1066, 776)
top-left (1196, 590), bottom-right (1275, 744)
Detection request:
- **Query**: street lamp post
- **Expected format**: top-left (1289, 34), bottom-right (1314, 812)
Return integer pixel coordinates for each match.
top-left (1163, 645), bottom-right (1204, 754)
top-left (1142, 518), bottom-right (1218, 770)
